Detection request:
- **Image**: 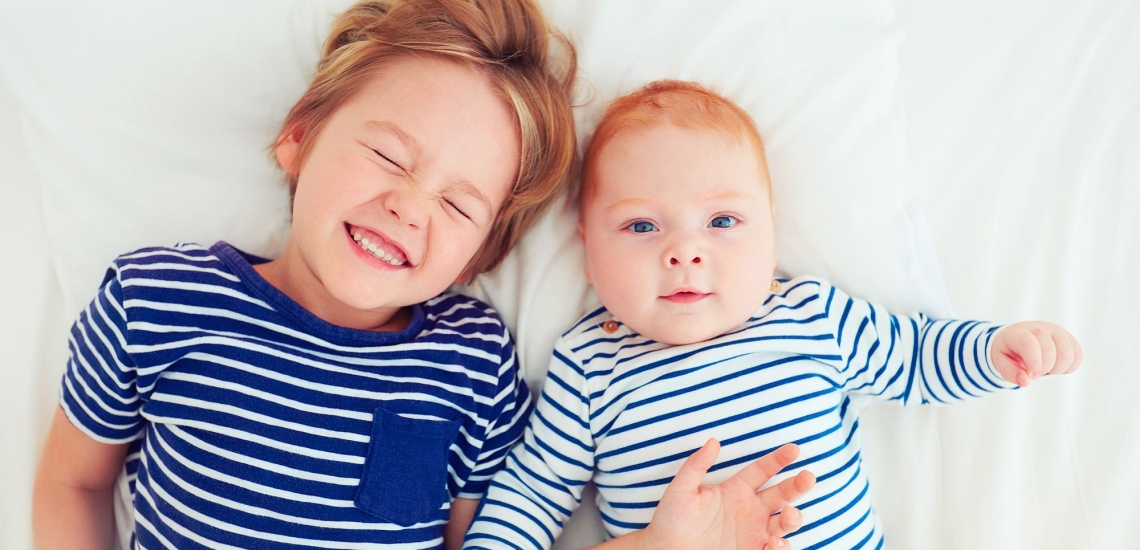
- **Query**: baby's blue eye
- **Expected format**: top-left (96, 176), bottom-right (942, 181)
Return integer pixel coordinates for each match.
top-left (629, 221), bottom-right (658, 233)
top-left (709, 216), bottom-right (737, 228)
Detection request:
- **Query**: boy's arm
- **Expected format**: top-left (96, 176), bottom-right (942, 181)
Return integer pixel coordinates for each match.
top-left (821, 281), bottom-right (1080, 403)
top-left (36, 266), bottom-right (144, 549)
top-left (33, 406), bottom-right (131, 550)
top-left (444, 498), bottom-right (481, 550)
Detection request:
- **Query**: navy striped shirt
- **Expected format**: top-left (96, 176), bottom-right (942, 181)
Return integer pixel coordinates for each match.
top-left (464, 277), bottom-right (1016, 549)
top-left (61, 242), bottom-right (531, 549)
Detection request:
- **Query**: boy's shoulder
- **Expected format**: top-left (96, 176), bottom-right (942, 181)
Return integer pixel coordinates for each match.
top-left (421, 291), bottom-right (511, 340)
top-left (104, 242), bottom-right (232, 284)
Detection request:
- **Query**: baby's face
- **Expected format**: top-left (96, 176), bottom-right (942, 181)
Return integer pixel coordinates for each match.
top-left (581, 123), bottom-right (776, 345)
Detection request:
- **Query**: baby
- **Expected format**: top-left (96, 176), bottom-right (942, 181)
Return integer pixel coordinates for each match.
top-left (32, 1), bottom-right (578, 548)
top-left (463, 80), bottom-right (1082, 549)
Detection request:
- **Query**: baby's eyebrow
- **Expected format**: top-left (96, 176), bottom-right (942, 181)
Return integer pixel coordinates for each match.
top-left (705, 190), bottom-right (761, 203)
top-left (604, 198), bottom-right (653, 213)
top-left (364, 120), bottom-right (422, 165)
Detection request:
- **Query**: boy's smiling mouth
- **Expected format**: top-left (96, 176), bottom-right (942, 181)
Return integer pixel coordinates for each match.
top-left (345, 223), bottom-right (411, 267)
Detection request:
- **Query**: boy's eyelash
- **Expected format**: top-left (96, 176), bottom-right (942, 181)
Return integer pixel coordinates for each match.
top-left (444, 198), bottom-right (471, 221)
top-left (370, 147), bottom-right (404, 171)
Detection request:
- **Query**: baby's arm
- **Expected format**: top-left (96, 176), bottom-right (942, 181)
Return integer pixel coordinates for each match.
top-left (463, 339), bottom-right (596, 549)
top-left (819, 281), bottom-right (1080, 403)
top-left (33, 407), bottom-right (131, 550)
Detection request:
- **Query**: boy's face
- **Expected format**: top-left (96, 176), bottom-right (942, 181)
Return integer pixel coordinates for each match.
top-left (581, 123), bottom-right (776, 345)
top-left (278, 56), bottom-right (519, 315)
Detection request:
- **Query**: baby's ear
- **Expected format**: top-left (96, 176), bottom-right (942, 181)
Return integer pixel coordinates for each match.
top-left (577, 221), bottom-right (593, 284)
top-left (275, 124), bottom-right (306, 173)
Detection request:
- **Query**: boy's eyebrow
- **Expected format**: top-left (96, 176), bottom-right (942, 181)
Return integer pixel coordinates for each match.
top-left (364, 120), bottom-right (422, 162)
top-left (449, 180), bottom-right (494, 219)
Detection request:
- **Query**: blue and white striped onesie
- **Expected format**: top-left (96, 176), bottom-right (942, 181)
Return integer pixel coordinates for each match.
top-left (464, 276), bottom-right (1016, 549)
top-left (61, 242), bottom-right (531, 549)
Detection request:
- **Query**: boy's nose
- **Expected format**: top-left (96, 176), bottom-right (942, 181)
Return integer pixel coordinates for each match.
top-left (385, 186), bottom-right (428, 229)
top-left (668, 255), bottom-right (702, 266)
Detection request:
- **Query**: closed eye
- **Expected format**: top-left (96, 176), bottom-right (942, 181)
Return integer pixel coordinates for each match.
top-left (443, 197), bottom-right (471, 221)
top-left (370, 147), bottom-right (404, 171)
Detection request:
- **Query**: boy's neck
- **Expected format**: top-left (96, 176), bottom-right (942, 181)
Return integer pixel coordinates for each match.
top-left (253, 240), bottom-right (410, 333)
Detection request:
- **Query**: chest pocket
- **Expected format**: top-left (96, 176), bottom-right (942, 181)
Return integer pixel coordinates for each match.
top-left (354, 406), bottom-right (461, 526)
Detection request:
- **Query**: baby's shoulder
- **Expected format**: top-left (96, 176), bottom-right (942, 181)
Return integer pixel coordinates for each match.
top-left (554, 307), bottom-right (648, 372)
top-left (758, 275), bottom-right (837, 315)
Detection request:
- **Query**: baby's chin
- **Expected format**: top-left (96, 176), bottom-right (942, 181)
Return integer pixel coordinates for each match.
top-left (633, 314), bottom-right (752, 346)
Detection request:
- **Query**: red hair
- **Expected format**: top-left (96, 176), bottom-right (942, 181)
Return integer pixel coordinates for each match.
top-left (580, 80), bottom-right (768, 207)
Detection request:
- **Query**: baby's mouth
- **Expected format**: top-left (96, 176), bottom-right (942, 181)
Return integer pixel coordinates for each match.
top-left (345, 223), bottom-right (410, 267)
top-left (661, 291), bottom-right (710, 304)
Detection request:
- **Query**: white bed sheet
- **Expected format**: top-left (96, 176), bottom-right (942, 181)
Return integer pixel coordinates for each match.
top-left (1, 0), bottom-right (1136, 549)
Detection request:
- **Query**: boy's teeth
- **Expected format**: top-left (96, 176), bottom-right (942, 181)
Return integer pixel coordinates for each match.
top-left (351, 229), bottom-right (405, 266)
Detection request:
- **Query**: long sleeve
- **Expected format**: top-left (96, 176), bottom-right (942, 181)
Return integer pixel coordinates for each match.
top-left (463, 337), bottom-right (595, 550)
top-left (818, 281), bottom-right (1019, 406)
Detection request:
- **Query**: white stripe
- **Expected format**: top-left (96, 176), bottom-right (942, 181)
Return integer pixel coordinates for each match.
top-left (145, 439), bottom-right (427, 530)
top-left (63, 371), bottom-right (139, 430)
top-left (123, 299), bottom-right (500, 363)
top-left (149, 428), bottom-right (354, 508)
top-left (135, 350), bottom-right (489, 422)
top-left (159, 372), bottom-right (372, 421)
top-left (141, 416), bottom-right (363, 464)
top-left (93, 289), bottom-right (131, 357)
top-left (128, 322), bottom-right (499, 386)
top-left (68, 333), bottom-right (137, 410)
top-left (119, 248), bottom-right (216, 262)
top-left (58, 385), bottom-right (142, 444)
top-left (136, 467), bottom-right (441, 549)
top-left (149, 393), bottom-right (370, 443)
top-left (119, 262), bottom-right (242, 283)
top-left (122, 279), bottom-right (272, 310)
top-left (165, 425), bottom-right (358, 485)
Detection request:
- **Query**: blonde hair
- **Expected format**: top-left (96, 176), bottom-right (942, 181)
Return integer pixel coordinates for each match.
top-left (276, 0), bottom-right (577, 282)
top-left (580, 80), bottom-right (768, 207)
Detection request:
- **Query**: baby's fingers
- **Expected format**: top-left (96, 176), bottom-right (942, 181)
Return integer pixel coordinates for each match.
top-left (757, 470), bottom-right (815, 514)
top-left (1033, 328), bottom-right (1057, 378)
top-left (765, 505), bottom-right (803, 538)
top-left (763, 536), bottom-right (790, 550)
top-left (1052, 333), bottom-right (1083, 375)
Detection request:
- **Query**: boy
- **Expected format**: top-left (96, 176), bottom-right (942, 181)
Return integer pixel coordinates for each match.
top-left (32, 0), bottom-right (579, 548)
top-left (463, 80), bottom-right (1081, 549)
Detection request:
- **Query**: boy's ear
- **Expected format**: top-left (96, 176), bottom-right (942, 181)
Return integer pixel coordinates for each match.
top-left (275, 124), bottom-right (306, 173)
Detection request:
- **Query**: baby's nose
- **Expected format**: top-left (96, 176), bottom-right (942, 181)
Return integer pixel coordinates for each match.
top-left (668, 254), bottom-right (702, 266)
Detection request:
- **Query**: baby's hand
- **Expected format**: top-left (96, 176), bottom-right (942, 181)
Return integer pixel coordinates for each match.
top-left (641, 440), bottom-right (815, 550)
top-left (992, 321), bottom-right (1083, 387)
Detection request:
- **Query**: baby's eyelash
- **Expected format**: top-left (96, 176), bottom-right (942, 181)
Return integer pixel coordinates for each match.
top-left (624, 220), bottom-right (659, 233)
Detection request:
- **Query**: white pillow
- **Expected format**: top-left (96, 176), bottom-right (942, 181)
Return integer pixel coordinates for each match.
top-left (3, 0), bottom-right (948, 547)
